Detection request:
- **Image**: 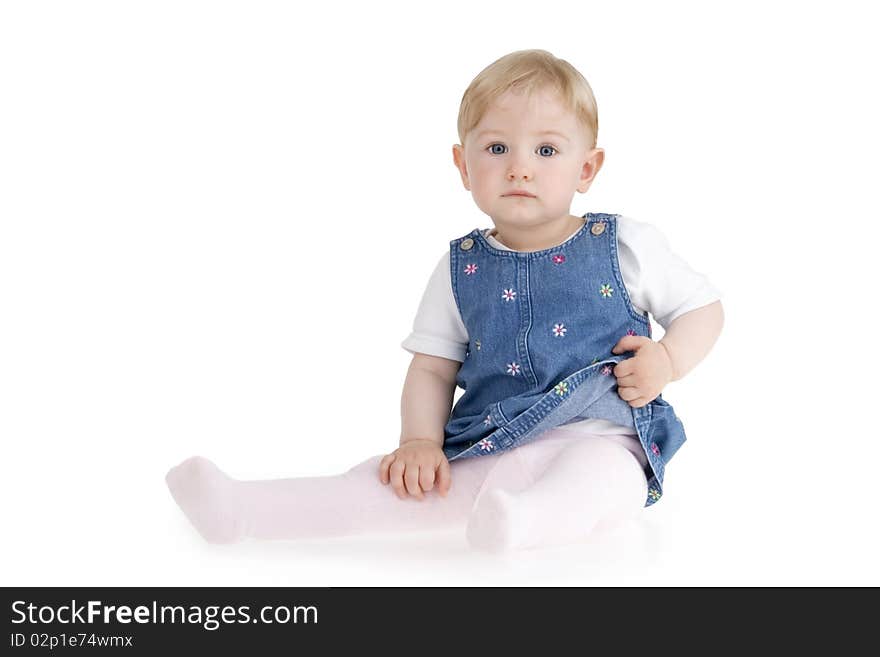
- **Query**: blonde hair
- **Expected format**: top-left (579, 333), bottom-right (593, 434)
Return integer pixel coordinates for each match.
top-left (457, 49), bottom-right (599, 150)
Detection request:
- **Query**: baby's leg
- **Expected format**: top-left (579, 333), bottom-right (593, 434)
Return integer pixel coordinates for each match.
top-left (465, 430), bottom-right (649, 553)
top-left (165, 451), bottom-right (501, 544)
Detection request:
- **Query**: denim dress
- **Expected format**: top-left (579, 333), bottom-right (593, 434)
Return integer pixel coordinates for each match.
top-left (443, 212), bottom-right (686, 506)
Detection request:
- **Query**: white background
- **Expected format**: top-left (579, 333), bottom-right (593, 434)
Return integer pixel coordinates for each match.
top-left (2, 0), bottom-right (877, 586)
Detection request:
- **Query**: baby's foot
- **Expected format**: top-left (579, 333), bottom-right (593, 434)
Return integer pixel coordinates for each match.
top-left (165, 456), bottom-right (246, 544)
top-left (466, 489), bottom-right (529, 553)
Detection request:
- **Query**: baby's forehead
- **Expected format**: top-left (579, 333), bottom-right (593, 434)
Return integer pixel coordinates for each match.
top-left (486, 94), bottom-right (571, 119)
top-left (470, 115), bottom-right (587, 143)
top-left (478, 97), bottom-right (581, 132)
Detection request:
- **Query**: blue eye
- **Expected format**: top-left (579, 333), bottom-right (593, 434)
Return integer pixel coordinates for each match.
top-left (486, 143), bottom-right (558, 157)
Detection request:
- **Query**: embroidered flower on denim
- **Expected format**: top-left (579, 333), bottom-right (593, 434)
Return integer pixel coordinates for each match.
top-left (506, 362), bottom-right (521, 375)
top-left (650, 442), bottom-right (661, 456)
top-left (483, 414), bottom-right (492, 426)
top-left (599, 284), bottom-right (614, 298)
top-left (477, 438), bottom-right (495, 452)
top-left (554, 381), bottom-right (569, 396)
top-left (552, 254), bottom-right (566, 264)
top-left (626, 328), bottom-right (637, 336)
top-left (502, 288), bottom-right (517, 302)
top-left (601, 365), bottom-right (613, 376)
top-left (552, 323), bottom-right (567, 337)
top-left (464, 263), bottom-right (478, 275)
top-left (648, 488), bottom-right (661, 501)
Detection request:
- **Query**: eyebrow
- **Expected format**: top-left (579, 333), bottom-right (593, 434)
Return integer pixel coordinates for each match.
top-left (475, 129), bottom-right (570, 143)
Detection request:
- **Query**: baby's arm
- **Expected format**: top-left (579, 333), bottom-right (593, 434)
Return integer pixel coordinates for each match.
top-left (399, 353), bottom-right (461, 444)
top-left (378, 353), bottom-right (461, 500)
top-left (658, 300), bottom-right (724, 381)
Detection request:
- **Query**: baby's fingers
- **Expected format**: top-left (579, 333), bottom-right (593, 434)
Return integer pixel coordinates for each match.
top-left (378, 453), bottom-right (395, 484)
top-left (387, 459), bottom-right (409, 499)
top-left (435, 459), bottom-right (451, 497)
top-left (404, 464), bottom-right (425, 500)
top-left (419, 464), bottom-right (436, 494)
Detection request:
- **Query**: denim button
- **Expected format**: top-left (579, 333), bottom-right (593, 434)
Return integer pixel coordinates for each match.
top-left (591, 222), bottom-right (606, 236)
top-left (460, 238), bottom-right (474, 250)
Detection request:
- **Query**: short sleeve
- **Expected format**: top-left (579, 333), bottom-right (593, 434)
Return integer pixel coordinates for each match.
top-left (617, 216), bottom-right (724, 329)
top-left (400, 251), bottom-right (470, 362)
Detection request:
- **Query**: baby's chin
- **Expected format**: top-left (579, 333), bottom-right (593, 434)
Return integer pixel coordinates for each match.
top-left (488, 202), bottom-right (541, 218)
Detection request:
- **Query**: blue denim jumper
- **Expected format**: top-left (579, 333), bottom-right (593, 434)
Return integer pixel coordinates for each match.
top-left (443, 212), bottom-right (686, 506)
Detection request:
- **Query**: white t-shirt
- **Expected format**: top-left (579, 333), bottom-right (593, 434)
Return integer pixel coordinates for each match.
top-left (401, 215), bottom-right (723, 437)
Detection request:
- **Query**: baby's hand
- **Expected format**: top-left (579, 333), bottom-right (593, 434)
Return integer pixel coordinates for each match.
top-left (378, 439), bottom-right (451, 501)
top-left (610, 335), bottom-right (674, 408)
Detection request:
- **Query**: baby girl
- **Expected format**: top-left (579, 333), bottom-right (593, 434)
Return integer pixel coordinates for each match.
top-left (165, 49), bottom-right (724, 553)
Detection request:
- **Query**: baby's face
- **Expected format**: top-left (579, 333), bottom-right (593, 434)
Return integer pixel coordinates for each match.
top-left (453, 88), bottom-right (603, 233)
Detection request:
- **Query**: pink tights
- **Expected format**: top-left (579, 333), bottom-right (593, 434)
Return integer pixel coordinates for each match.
top-left (165, 427), bottom-right (649, 553)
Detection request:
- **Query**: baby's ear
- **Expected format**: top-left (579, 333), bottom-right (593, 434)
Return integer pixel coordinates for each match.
top-left (452, 143), bottom-right (464, 167)
top-left (584, 147), bottom-right (604, 172)
top-left (577, 148), bottom-right (605, 192)
top-left (452, 144), bottom-right (470, 189)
